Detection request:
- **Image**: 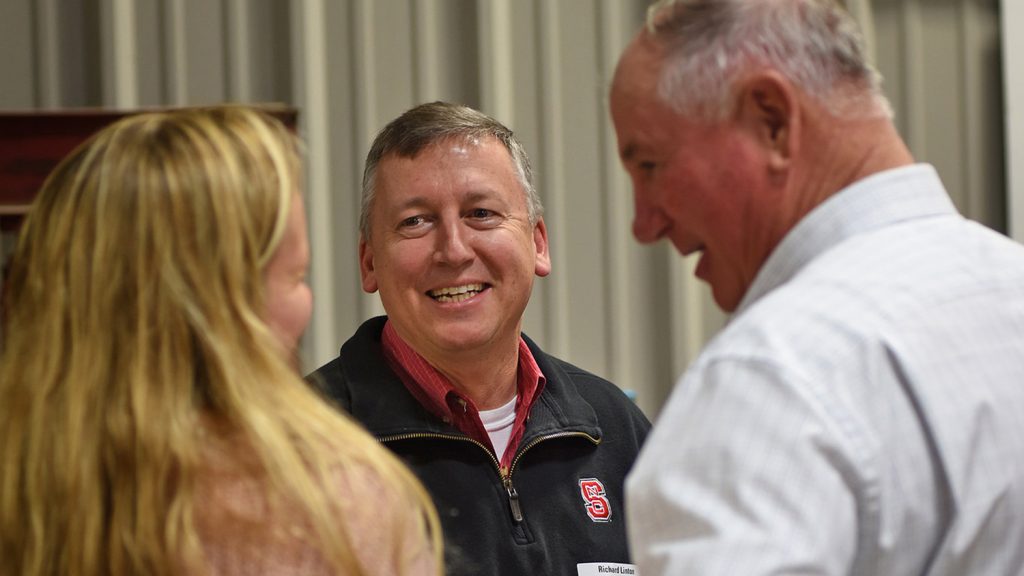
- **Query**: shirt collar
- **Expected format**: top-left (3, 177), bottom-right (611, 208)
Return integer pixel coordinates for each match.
top-left (380, 320), bottom-right (546, 429)
top-left (737, 164), bottom-right (957, 315)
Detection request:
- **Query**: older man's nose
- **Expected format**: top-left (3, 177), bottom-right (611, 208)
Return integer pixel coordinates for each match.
top-left (632, 202), bottom-right (669, 244)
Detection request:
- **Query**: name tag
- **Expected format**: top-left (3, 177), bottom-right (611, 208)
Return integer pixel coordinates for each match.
top-left (577, 562), bottom-right (639, 575)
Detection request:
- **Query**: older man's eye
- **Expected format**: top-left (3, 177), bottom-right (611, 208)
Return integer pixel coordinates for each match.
top-left (400, 215), bottom-right (424, 227)
top-left (470, 208), bottom-right (495, 219)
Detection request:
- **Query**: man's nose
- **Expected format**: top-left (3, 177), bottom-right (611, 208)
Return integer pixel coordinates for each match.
top-left (632, 198), bottom-right (669, 244)
top-left (434, 222), bottom-right (474, 265)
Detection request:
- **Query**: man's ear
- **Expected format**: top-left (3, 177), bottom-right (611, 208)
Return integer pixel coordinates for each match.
top-left (735, 72), bottom-right (797, 172)
top-left (358, 234), bottom-right (379, 293)
top-left (533, 218), bottom-right (551, 278)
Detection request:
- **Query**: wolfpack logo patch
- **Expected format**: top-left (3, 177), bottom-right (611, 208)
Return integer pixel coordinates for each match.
top-left (578, 478), bottom-right (612, 522)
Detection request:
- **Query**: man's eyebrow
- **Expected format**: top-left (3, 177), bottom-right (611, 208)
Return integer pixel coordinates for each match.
top-left (620, 143), bottom-right (637, 162)
top-left (394, 196), bottom-right (431, 211)
top-left (463, 189), bottom-right (499, 203)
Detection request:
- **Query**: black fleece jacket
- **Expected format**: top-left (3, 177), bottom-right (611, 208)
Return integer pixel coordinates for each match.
top-left (309, 316), bottom-right (651, 576)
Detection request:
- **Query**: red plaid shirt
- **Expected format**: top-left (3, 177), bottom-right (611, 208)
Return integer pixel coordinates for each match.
top-left (381, 320), bottom-right (546, 471)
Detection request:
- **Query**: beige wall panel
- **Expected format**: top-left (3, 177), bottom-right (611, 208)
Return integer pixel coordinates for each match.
top-left (415, 0), bottom-right (479, 104)
top-left (873, 0), bottom-right (1002, 229)
top-left (181, 0), bottom-right (227, 105)
top-left (99, 0), bottom-right (138, 107)
top-left (135, 0), bottom-right (168, 105)
top-left (1006, 0), bottom-right (1024, 240)
top-left (509, 0), bottom-right (547, 345)
top-left (322, 0), bottom-right (366, 351)
top-left (0, 0), bottom-right (1010, 418)
top-left (552, 0), bottom-right (611, 375)
top-left (243, 0), bottom-right (293, 104)
top-left (1, 0), bottom-right (37, 107)
top-left (919, 0), bottom-right (968, 212)
top-left (370, 0), bottom-right (417, 133)
top-left (962, 0), bottom-right (1004, 229)
top-left (535, 0), bottom-right (571, 358)
top-left (53, 2), bottom-right (103, 107)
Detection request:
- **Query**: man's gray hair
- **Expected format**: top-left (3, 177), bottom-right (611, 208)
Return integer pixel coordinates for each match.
top-left (646, 0), bottom-right (892, 121)
top-left (359, 101), bottom-right (542, 238)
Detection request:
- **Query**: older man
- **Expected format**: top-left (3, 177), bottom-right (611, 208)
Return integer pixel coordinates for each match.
top-left (610, 1), bottom-right (1024, 575)
top-left (310, 101), bottom-right (650, 576)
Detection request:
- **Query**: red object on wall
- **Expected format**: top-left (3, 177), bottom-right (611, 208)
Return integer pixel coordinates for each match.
top-left (0, 107), bottom-right (298, 344)
top-left (0, 106), bottom-right (298, 232)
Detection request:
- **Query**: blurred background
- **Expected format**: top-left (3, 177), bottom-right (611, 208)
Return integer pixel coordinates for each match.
top-left (1, 0), bottom-right (1017, 419)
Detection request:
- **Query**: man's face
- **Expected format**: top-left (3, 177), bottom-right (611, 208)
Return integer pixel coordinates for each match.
top-left (610, 38), bottom-right (778, 312)
top-left (360, 137), bottom-right (551, 359)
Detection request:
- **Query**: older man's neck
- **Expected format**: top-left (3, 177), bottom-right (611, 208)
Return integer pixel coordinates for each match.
top-left (796, 112), bottom-right (915, 215)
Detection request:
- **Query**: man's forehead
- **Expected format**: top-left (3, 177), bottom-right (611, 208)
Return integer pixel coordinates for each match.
top-left (388, 134), bottom-right (495, 161)
top-left (613, 35), bottom-right (663, 95)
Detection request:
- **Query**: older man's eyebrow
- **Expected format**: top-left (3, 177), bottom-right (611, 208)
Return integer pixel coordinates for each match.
top-left (620, 143), bottom-right (638, 162)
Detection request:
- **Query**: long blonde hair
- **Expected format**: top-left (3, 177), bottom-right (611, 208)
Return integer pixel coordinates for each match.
top-left (0, 106), bottom-right (441, 576)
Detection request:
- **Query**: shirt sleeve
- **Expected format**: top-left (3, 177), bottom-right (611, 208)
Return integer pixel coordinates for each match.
top-left (626, 356), bottom-right (865, 575)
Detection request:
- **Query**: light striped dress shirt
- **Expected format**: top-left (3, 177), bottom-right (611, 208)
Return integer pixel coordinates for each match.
top-left (626, 164), bottom-right (1024, 575)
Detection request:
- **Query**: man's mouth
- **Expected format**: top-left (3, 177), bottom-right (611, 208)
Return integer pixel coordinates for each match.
top-left (681, 243), bottom-right (705, 258)
top-left (428, 283), bottom-right (486, 303)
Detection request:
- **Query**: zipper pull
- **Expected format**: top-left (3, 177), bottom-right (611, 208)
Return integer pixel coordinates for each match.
top-left (503, 476), bottom-right (524, 523)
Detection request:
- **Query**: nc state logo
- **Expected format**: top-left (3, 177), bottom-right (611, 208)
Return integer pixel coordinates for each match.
top-left (579, 478), bottom-right (612, 522)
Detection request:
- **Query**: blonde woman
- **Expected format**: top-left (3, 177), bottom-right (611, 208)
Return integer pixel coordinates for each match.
top-left (0, 106), bottom-right (442, 576)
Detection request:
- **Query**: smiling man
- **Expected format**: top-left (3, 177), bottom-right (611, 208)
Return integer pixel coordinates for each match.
top-left (309, 101), bottom-right (650, 576)
top-left (611, 1), bottom-right (1024, 575)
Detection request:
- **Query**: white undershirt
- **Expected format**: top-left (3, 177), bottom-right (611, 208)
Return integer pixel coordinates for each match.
top-left (479, 396), bottom-right (517, 461)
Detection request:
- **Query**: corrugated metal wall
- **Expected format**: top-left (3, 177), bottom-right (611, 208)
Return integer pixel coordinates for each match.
top-left (0, 0), bottom-right (1004, 418)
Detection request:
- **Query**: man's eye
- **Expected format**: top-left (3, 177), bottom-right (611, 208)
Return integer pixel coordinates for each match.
top-left (470, 208), bottom-right (495, 219)
top-left (400, 215), bottom-right (424, 227)
top-left (638, 161), bottom-right (656, 173)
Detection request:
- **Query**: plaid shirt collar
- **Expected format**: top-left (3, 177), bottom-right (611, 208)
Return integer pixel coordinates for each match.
top-left (381, 319), bottom-right (546, 470)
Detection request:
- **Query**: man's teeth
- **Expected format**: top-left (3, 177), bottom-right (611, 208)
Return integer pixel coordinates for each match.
top-left (430, 283), bottom-right (484, 303)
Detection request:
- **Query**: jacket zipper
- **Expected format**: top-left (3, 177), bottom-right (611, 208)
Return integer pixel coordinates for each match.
top-left (380, 430), bottom-right (600, 524)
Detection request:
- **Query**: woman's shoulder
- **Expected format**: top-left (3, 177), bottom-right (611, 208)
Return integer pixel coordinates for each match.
top-left (193, 432), bottom-right (436, 576)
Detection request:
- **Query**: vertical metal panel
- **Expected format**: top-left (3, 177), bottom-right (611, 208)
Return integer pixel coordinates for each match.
top-left (134, 0), bottom-right (164, 106)
top-left (225, 0), bottom-right (252, 101)
top-left (847, 0), bottom-right (877, 66)
top-left (412, 0), bottom-right (442, 102)
top-left (1005, 0), bottom-right (1024, 240)
top-left (900, 0), bottom-right (927, 156)
top-left (291, 0), bottom-right (339, 368)
top-left (557, 0), bottom-right (608, 375)
top-left (506, 1), bottom-right (547, 346)
top-left (477, 0), bottom-right (514, 123)
top-left (598, 0), bottom-right (634, 387)
top-left (5, 0), bottom-right (1011, 416)
top-left (351, 0), bottom-right (388, 320)
top-left (99, 0), bottom-right (139, 108)
top-left (0, 0), bottom-right (36, 108)
top-left (163, 0), bottom-right (188, 105)
top-left (34, 0), bottom-right (61, 107)
top-left (182, 1), bottom-right (227, 104)
top-left (240, 0), bottom-right (292, 104)
top-left (960, 0), bottom-right (1004, 229)
top-left (536, 0), bottom-right (570, 359)
top-left (667, 257), bottom-right (700, 380)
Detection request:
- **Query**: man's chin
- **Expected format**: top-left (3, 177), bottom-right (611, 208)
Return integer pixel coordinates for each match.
top-left (709, 283), bottom-right (742, 313)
